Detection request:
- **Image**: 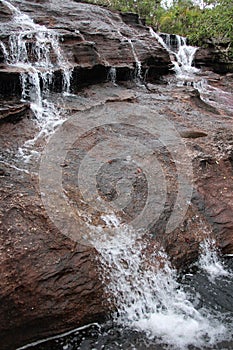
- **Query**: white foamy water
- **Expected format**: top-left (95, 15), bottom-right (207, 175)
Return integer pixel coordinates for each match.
top-left (150, 28), bottom-right (233, 116)
top-left (1, 0), bottom-right (73, 160)
top-left (198, 238), bottom-right (232, 282)
top-left (92, 216), bottom-right (231, 349)
top-left (108, 66), bottom-right (117, 85)
top-left (194, 78), bottom-right (233, 115)
top-left (150, 28), bottom-right (199, 83)
top-left (128, 38), bottom-right (142, 81)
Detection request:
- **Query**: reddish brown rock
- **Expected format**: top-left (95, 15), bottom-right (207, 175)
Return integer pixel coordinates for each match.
top-left (0, 167), bottom-right (109, 350)
top-left (195, 46), bottom-right (233, 74)
top-left (0, 80), bottom-right (233, 349)
top-left (0, 1), bottom-right (232, 349)
top-left (0, 0), bottom-right (171, 97)
top-left (0, 102), bottom-right (30, 122)
top-left (194, 145), bottom-right (233, 254)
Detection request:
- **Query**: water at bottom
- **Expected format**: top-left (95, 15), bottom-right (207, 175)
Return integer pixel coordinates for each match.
top-left (17, 253), bottom-right (233, 350)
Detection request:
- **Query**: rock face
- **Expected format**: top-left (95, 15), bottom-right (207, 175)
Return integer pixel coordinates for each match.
top-left (0, 1), bottom-right (233, 350)
top-left (1, 79), bottom-right (233, 349)
top-left (195, 44), bottom-right (233, 74)
top-left (0, 171), bottom-right (108, 347)
top-left (0, 0), bottom-right (170, 97)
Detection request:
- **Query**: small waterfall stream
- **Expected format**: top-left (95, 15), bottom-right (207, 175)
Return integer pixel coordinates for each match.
top-left (100, 12), bottom-right (143, 83)
top-left (92, 218), bottom-right (232, 350)
top-left (150, 28), bottom-right (233, 114)
top-left (18, 219), bottom-right (233, 349)
top-left (1, 0), bottom-right (72, 161)
top-left (198, 239), bottom-right (232, 281)
top-left (128, 39), bottom-right (142, 81)
top-left (1, 2), bottom-right (233, 350)
top-left (150, 28), bottom-right (199, 84)
top-left (107, 66), bottom-right (117, 85)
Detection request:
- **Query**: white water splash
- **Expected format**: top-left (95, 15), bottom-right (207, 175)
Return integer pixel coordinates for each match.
top-left (101, 12), bottom-right (142, 81)
top-left (150, 28), bottom-right (199, 83)
top-left (150, 28), bottom-right (233, 115)
top-left (128, 39), bottom-right (142, 81)
top-left (1, 0), bottom-right (73, 160)
top-left (93, 216), bottom-right (230, 349)
top-left (198, 238), bottom-right (232, 281)
top-left (194, 79), bottom-right (233, 115)
top-left (108, 67), bottom-right (117, 85)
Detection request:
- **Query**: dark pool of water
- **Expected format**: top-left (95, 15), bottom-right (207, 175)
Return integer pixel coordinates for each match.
top-left (19, 259), bottom-right (233, 350)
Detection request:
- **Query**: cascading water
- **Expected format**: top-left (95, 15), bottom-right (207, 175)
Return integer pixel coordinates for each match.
top-left (128, 38), bottom-right (142, 81)
top-left (198, 238), bottom-right (232, 281)
top-left (0, 0), bottom-right (72, 161)
top-left (91, 217), bottom-right (233, 350)
top-left (1, 3), bottom-right (232, 350)
top-left (101, 12), bottom-right (142, 82)
top-left (107, 66), bottom-right (117, 85)
top-left (150, 28), bottom-right (233, 114)
top-left (20, 218), bottom-right (233, 350)
top-left (150, 28), bottom-right (199, 84)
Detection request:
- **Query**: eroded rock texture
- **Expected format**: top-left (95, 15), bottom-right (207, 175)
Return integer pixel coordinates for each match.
top-left (195, 44), bottom-right (233, 74)
top-left (1, 79), bottom-right (233, 349)
top-left (0, 1), bottom-right (233, 349)
top-left (0, 0), bottom-right (170, 97)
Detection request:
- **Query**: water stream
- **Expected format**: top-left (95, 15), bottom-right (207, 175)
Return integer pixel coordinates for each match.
top-left (128, 39), bottom-right (142, 81)
top-left (100, 11), bottom-right (142, 82)
top-left (16, 221), bottom-right (233, 349)
top-left (91, 218), bottom-right (233, 350)
top-left (150, 28), bottom-right (199, 84)
top-left (1, 2), bottom-right (233, 349)
top-left (1, 0), bottom-right (72, 161)
top-left (150, 28), bottom-right (233, 114)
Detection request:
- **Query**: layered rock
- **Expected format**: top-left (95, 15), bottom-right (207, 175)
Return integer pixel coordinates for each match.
top-left (0, 170), bottom-right (108, 348)
top-left (0, 0), bottom-right (171, 97)
top-left (195, 42), bottom-right (233, 74)
top-left (1, 79), bottom-right (233, 348)
top-left (0, 1), bottom-right (233, 350)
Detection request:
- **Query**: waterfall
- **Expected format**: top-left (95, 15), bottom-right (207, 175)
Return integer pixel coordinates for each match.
top-left (91, 215), bottom-right (232, 349)
top-left (149, 28), bottom-right (233, 114)
top-left (128, 39), bottom-right (142, 81)
top-left (1, 3), bottom-right (232, 349)
top-left (108, 66), bottom-right (117, 85)
top-left (100, 10), bottom-right (142, 82)
top-left (150, 28), bottom-right (199, 83)
top-left (1, 0), bottom-right (73, 160)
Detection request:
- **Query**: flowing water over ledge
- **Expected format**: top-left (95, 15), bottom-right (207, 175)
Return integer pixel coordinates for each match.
top-left (17, 250), bottom-right (233, 350)
top-left (0, 0), bottom-right (72, 163)
top-left (1, 2), bottom-right (233, 350)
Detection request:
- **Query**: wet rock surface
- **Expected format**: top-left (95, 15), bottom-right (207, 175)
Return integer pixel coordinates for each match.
top-left (0, 0), bottom-right (170, 97)
top-left (0, 1), bottom-right (233, 349)
top-left (0, 169), bottom-right (108, 348)
top-left (195, 45), bottom-right (233, 74)
top-left (1, 79), bottom-right (233, 349)
top-left (0, 101), bottom-right (30, 122)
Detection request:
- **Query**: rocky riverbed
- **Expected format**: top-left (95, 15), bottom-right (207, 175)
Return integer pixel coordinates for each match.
top-left (0, 1), bottom-right (233, 349)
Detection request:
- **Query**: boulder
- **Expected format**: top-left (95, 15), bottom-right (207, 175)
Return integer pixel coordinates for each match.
top-left (195, 44), bottom-right (233, 74)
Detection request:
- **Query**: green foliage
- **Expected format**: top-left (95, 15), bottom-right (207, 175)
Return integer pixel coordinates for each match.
top-left (188, 0), bottom-right (233, 60)
top-left (158, 0), bottom-right (202, 36)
